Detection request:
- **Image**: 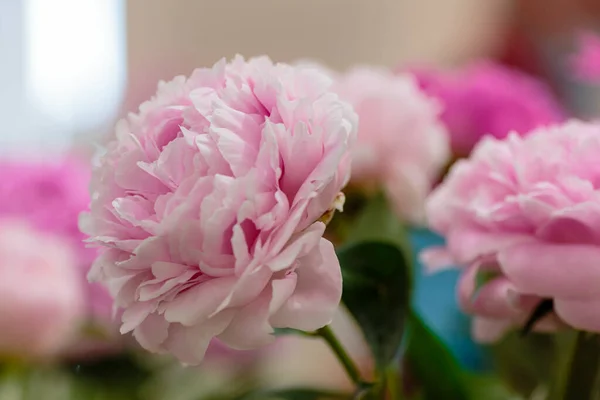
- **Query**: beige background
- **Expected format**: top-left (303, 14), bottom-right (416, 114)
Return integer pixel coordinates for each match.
top-left (123, 0), bottom-right (512, 113)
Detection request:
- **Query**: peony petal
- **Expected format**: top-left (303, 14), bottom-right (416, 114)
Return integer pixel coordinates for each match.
top-left (133, 313), bottom-right (169, 352)
top-left (470, 277), bottom-right (521, 318)
top-left (162, 276), bottom-right (237, 325)
top-left (498, 242), bottom-right (600, 299)
top-left (457, 262), bottom-right (480, 313)
top-left (211, 265), bottom-right (272, 315)
top-left (446, 228), bottom-right (535, 266)
top-left (137, 268), bottom-right (196, 302)
top-left (419, 246), bottom-right (455, 273)
top-left (266, 222), bottom-right (325, 272)
top-left (120, 301), bottom-right (155, 334)
top-left (555, 298), bottom-right (600, 331)
top-left (269, 239), bottom-right (342, 331)
top-left (150, 261), bottom-right (189, 280)
top-left (471, 317), bottom-right (513, 343)
top-left (217, 288), bottom-right (276, 350)
top-left (538, 202), bottom-right (600, 244)
top-left (163, 310), bottom-right (235, 365)
top-left (268, 273), bottom-right (298, 315)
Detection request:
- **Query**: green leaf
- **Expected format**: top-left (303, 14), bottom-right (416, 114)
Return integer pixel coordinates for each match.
top-left (549, 331), bottom-right (600, 400)
top-left (239, 388), bottom-right (350, 400)
top-left (464, 374), bottom-right (525, 400)
top-left (336, 192), bottom-right (412, 371)
top-left (490, 332), bottom-right (556, 397)
top-left (404, 312), bottom-right (470, 400)
top-left (337, 240), bottom-right (411, 369)
top-left (68, 353), bottom-right (150, 400)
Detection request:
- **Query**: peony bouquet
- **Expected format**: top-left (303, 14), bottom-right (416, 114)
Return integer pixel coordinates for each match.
top-left (6, 48), bottom-right (600, 399)
top-left (73, 53), bottom-right (600, 400)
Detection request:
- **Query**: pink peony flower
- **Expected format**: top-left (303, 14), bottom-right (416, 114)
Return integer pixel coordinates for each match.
top-left (0, 158), bottom-right (113, 326)
top-left (81, 56), bottom-right (357, 365)
top-left (570, 31), bottom-right (600, 84)
top-left (332, 67), bottom-right (450, 224)
top-left (422, 121), bottom-right (600, 342)
top-left (0, 220), bottom-right (83, 358)
top-left (411, 61), bottom-right (566, 156)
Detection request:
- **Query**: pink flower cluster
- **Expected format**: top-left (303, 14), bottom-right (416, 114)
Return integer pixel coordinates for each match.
top-left (412, 62), bottom-right (566, 156)
top-left (333, 67), bottom-right (450, 224)
top-left (570, 31), bottom-right (600, 84)
top-left (0, 157), bottom-right (111, 357)
top-left (82, 56), bottom-right (357, 364)
top-left (0, 221), bottom-right (83, 357)
top-left (424, 121), bottom-right (600, 341)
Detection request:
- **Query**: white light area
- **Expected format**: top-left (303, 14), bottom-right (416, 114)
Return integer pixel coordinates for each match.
top-left (24, 0), bottom-right (125, 139)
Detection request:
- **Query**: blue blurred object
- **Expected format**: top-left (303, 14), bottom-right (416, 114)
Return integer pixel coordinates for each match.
top-left (409, 227), bottom-right (490, 371)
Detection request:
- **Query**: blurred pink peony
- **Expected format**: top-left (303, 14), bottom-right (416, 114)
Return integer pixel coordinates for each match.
top-left (0, 220), bottom-right (83, 358)
top-left (81, 56), bottom-right (357, 365)
top-left (0, 158), bottom-right (113, 327)
top-left (570, 31), bottom-right (600, 83)
top-left (332, 67), bottom-right (450, 224)
top-left (411, 61), bottom-right (566, 156)
top-left (423, 121), bottom-right (600, 341)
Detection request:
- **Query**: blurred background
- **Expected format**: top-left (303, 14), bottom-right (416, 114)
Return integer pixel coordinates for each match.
top-left (4, 0), bottom-right (600, 152)
top-left (1, 0), bottom-right (600, 397)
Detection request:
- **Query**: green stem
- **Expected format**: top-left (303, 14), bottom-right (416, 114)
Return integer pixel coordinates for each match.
top-left (315, 326), bottom-right (364, 386)
top-left (385, 365), bottom-right (402, 400)
top-left (552, 331), bottom-right (600, 400)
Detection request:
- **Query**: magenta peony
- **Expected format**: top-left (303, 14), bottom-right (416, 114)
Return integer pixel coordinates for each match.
top-left (0, 158), bottom-right (112, 326)
top-left (0, 220), bottom-right (83, 357)
top-left (81, 56), bottom-right (357, 364)
top-left (412, 61), bottom-right (566, 156)
top-left (332, 67), bottom-right (450, 224)
top-left (423, 121), bottom-right (600, 341)
top-left (570, 31), bottom-right (600, 84)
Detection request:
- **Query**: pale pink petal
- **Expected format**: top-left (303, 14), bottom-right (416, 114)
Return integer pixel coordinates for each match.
top-left (498, 242), bottom-right (600, 299)
top-left (210, 266), bottom-right (272, 315)
top-left (269, 239), bottom-right (342, 331)
top-left (472, 317), bottom-right (513, 343)
top-left (133, 312), bottom-right (169, 352)
top-left (217, 289), bottom-right (276, 350)
top-left (419, 246), bottom-right (455, 273)
top-left (163, 310), bottom-right (235, 366)
top-left (162, 277), bottom-right (237, 325)
top-left (120, 301), bottom-right (155, 333)
top-left (446, 229), bottom-right (535, 266)
top-left (470, 278), bottom-right (521, 318)
top-left (555, 298), bottom-right (600, 332)
top-left (266, 222), bottom-right (325, 272)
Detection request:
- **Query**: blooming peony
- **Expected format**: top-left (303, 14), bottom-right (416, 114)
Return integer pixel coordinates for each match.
top-left (570, 31), bottom-right (600, 84)
top-left (0, 220), bottom-right (83, 358)
top-left (423, 121), bottom-right (600, 342)
top-left (412, 61), bottom-right (566, 156)
top-left (0, 158), bottom-right (113, 326)
top-left (332, 67), bottom-right (450, 224)
top-left (81, 56), bottom-right (357, 364)
top-left (0, 157), bottom-right (112, 324)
